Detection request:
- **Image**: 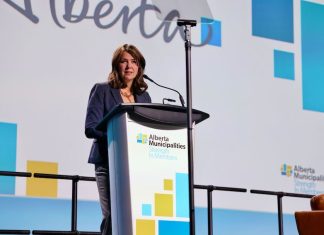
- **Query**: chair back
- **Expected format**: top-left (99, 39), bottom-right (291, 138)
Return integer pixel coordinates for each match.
top-left (295, 194), bottom-right (324, 235)
top-left (295, 211), bottom-right (324, 235)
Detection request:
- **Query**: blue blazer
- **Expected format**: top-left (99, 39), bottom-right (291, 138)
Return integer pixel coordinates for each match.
top-left (85, 82), bottom-right (151, 164)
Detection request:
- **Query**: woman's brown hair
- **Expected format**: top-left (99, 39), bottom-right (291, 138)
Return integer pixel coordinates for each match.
top-left (108, 44), bottom-right (148, 95)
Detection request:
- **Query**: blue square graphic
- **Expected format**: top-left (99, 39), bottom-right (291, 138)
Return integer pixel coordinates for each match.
top-left (274, 50), bottom-right (295, 80)
top-left (201, 17), bottom-right (221, 47)
top-left (252, 0), bottom-right (294, 43)
top-left (141, 204), bottom-right (152, 216)
top-left (0, 122), bottom-right (17, 195)
top-left (159, 220), bottom-right (189, 235)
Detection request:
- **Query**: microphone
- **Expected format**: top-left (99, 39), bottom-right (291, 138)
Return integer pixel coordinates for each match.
top-left (163, 98), bottom-right (176, 104)
top-left (143, 74), bottom-right (185, 107)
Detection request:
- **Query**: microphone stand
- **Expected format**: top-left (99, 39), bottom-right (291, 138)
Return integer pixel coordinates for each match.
top-left (144, 74), bottom-right (185, 107)
top-left (177, 18), bottom-right (197, 235)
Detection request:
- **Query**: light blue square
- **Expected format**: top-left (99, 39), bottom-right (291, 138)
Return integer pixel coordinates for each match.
top-left (252, 0), bottom-right (294, 43)
top-left (0, 122), bottom-right (17, 195)
top-left (176, 173), bottom-right (189, 218)
top-left (142, 204), bottom-right (152, 216)
top-left (274, 50), bottom-right (295, 80)
top-left (201, 17), bottom-right (221, 47)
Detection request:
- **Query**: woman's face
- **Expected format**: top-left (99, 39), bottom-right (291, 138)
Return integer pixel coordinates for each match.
top-left (118, 51), bottom-right (139, 85)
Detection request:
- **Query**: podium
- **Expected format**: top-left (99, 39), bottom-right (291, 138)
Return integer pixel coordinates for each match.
top-left (96, 103), bottom-right (209, 235)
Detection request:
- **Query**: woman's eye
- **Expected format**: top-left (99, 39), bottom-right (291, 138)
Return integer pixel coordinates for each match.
top-left (120, 59), bottom-right (137, 65)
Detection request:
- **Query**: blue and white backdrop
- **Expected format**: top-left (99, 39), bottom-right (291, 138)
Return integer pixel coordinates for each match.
top-left (1, 0), bottom-right (324, 234)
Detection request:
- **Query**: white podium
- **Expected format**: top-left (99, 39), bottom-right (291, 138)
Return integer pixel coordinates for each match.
top-left (96, 104), bottom-right (209, 235)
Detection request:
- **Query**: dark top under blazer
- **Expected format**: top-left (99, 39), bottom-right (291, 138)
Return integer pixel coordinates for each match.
top-left (85, 82), bottom-right (151, 164)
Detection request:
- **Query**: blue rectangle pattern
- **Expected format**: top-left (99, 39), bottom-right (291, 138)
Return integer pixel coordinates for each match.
top-left (274, 50), bottom-right (295, 80)
top-left (158, 220), bottom-right (189, 235)
top-left (252, 0), bottom-right (294, 43)
top-left (201, 17), bottom-right (221, 47)
top-left (0, 122), bottom-right (17, 194)
top-left (301, 0), bottom-right (324, 113)
top-left (0, 196), bottom-right (299, 235)
top-left (176, 173), bottom-right (189, 218)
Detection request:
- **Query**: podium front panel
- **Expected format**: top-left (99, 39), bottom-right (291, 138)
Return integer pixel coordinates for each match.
top-left (108, 113), bottom-right (190, 235)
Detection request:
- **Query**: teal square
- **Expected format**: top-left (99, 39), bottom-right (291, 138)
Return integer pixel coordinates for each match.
top-left (274, 50), bottom-right (295, 80)
top-left (142, 204), bottom-right (152, 216)
top-left (201, 17), bottom-right (221, 47)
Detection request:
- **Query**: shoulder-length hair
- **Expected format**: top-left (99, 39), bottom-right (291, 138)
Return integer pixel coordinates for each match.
top-left (108, 44), bottom-right (148, 95)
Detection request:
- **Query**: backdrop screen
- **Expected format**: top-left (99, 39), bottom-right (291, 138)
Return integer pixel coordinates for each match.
top-left (1, 0), bottom-right (324, 215)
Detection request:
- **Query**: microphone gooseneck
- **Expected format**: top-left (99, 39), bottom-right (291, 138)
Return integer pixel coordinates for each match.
top-left (143, 74), bottom-right (185, 107)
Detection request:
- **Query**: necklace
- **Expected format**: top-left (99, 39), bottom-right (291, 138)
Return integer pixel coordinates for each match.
top-left (120, 90), bottom-right (134, 103)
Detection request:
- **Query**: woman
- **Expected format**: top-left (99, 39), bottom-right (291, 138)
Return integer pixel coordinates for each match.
top-left (85, 44), bottom-right (151, 235)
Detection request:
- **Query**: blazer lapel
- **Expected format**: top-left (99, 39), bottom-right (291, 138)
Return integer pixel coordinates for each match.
top-left (135, 93), bottom-right (145, 103)
top-left (110, 87), bottom-right (123, 104)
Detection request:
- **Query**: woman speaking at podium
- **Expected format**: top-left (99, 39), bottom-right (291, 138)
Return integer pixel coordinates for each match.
top-left (85, 44), bottom-right (151, 235)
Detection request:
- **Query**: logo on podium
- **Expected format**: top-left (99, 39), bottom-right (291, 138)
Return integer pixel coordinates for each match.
top-left (137, 133), bottom-right (148, 144)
